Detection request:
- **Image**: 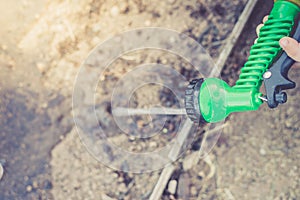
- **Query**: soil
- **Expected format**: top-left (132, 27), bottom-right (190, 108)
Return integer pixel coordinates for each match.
top-left (0, 0), bottom-right (299, 200)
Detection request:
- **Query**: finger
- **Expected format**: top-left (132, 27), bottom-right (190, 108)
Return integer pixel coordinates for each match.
top-left (279, 37), bottom-right (300, 62)
top-left (262, 15), bottom-right (269, 23)
top-left (256, 24), bottom-right (264, 36)
top-left (292, 62), bottom-right (300, 68)
top-left (254, 38), bottom-right (258, 44)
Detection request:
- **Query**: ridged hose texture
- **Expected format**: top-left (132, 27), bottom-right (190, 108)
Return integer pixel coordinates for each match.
top-left (234, 1), bottom-right (298, 90)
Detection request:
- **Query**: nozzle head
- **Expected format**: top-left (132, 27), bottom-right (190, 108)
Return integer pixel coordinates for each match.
top-left (184, 79), bottom-right (206, 124)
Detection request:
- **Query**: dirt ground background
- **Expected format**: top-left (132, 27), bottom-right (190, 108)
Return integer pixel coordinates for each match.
top-left (0, 0), bottom-right (299, 199)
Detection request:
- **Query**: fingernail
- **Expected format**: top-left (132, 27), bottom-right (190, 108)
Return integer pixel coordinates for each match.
top-left (280, 38), bottom-right (289, 47)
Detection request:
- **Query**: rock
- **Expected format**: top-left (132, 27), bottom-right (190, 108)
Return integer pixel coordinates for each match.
top-left (259, 148), bottom-right (266, 156)
top-left (26, 185), bottom-right (32, 192)
top-left (162, 128), bottom-right (168, 134)
top-left (36, 62), bottom-right (47, 72)
top-left (1, 45), bottom-right (7, 50)
top-left (190, 186), bottom-right (197, 196)
top-left (32, 181), bottom-right (38, 189)
top-left (144, 20), bottom-right (151, 26)
top-left (167, 180), bottom-right (177, 194)
top-left (92, 23), bottom-right (102, 33)
top-left (197, 171), bottom-right (205, 180)
top-left (119, 183), bottom-right (127, 193)
top-left (110, 6), bottom-right (120, 17)
top-left (149, 141), bottom-right (157, 148)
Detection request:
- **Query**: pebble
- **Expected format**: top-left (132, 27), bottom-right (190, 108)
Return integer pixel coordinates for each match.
top-left (162, 128), bottom-right (168, 134)
top-left (0, 163), bottom-right (3, 180)
top-left (36, 62), bottom-right (47, 73)
top-left (144, 20), bottom-right (151, 26)
top-left (259, 148), bottom-right (266, 156)
top-left (197, 171), bottom-right (205, 180)
top-left (167, 180), bottom-right (177, 194)
top-left (119, 183), bottom-right (127, 193)
top-left (110, 6), bottom-right (120, 17)
top-left (149, 141), bottom-right (157, 148)
top-left (92, 23), bottom-right (102, 33)
top-left (112, 172), bottom-right (119, 178)
top-left (26, 185), bottom-right (33, 192)
top-left (1, 45), bottom-right (7, 50)
top-left (32, 181), bottom-right (38, 189)
top-left (190, 186), bottom-right (197, 196)
top-left (128, 135), bottom-right (136, 141)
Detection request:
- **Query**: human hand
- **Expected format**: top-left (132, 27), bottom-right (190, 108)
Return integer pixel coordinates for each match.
top-left (256, 16), bottom-right (300, 63)
top-left (279, 37), bottom-right (300, 62)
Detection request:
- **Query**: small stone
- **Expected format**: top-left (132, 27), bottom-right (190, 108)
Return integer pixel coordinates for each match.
top-left (119, 183), bottom-right (127, 193)
top-left (144, 20), bottom-right (151, 26)
top-left (118, 176), bottom-right (124, 182)
top-left (119, 2), bottom-right (128, 13)
top-left (259, 148), bottom-right (266, 156)
top-left (162, 128), bottom-right (168, 134)
top-left (197, 171), bottom-right (205, 180)
top-left (110, 6), bottom-right (119, 16)
top-left (190, 186), bottom-right (197, 196)
top-left (26, 185), bottom-right (32, 192)
top-left (92, 23), bottom-right (101, 33)
top-left (137, 120), bottom-right (144, 128)
top-left (41, 102), bottom-right (48, 108)
top-left (128, 135), bottom-right (136, 141)
top-left (1, 45), bottom-right (7, 50)
top-left (112, 172), bottom-right (119, 178)
top-left (168, 180), bottom-right (177, 194)
top-left (149, 141), bottom-right (157, 148)
top-left (0, 163), bottom-right (3, 180)
top-left (32, 181), bottom-right (38, 189)
top-left (36, 62), bottom-right (47, 73)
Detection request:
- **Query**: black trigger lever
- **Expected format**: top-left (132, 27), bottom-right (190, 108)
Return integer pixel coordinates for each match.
top-left (263, 20), bottom-right (300, 108)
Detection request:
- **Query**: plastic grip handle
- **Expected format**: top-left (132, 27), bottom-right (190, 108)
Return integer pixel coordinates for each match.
top-left (234, 0), bottom-right (300, 91)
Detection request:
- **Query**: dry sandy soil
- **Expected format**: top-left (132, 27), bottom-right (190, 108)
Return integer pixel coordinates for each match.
top-left (0, 0), bottom-right (299, 199)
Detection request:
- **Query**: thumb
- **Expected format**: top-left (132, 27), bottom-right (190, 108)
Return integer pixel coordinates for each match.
top-left (279, 37), bottom-right (300, 62)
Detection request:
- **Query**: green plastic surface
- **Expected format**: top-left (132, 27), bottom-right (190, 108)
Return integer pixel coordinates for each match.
top-left (199, 0), bottom-right (299, 123)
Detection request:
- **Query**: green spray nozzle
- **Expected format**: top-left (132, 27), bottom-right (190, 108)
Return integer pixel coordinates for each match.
top-left (185, 0), bottom-right (300, 124)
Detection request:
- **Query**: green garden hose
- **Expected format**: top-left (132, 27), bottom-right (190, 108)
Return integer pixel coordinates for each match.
top-left (185, 0), bottom-right (300, 123)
